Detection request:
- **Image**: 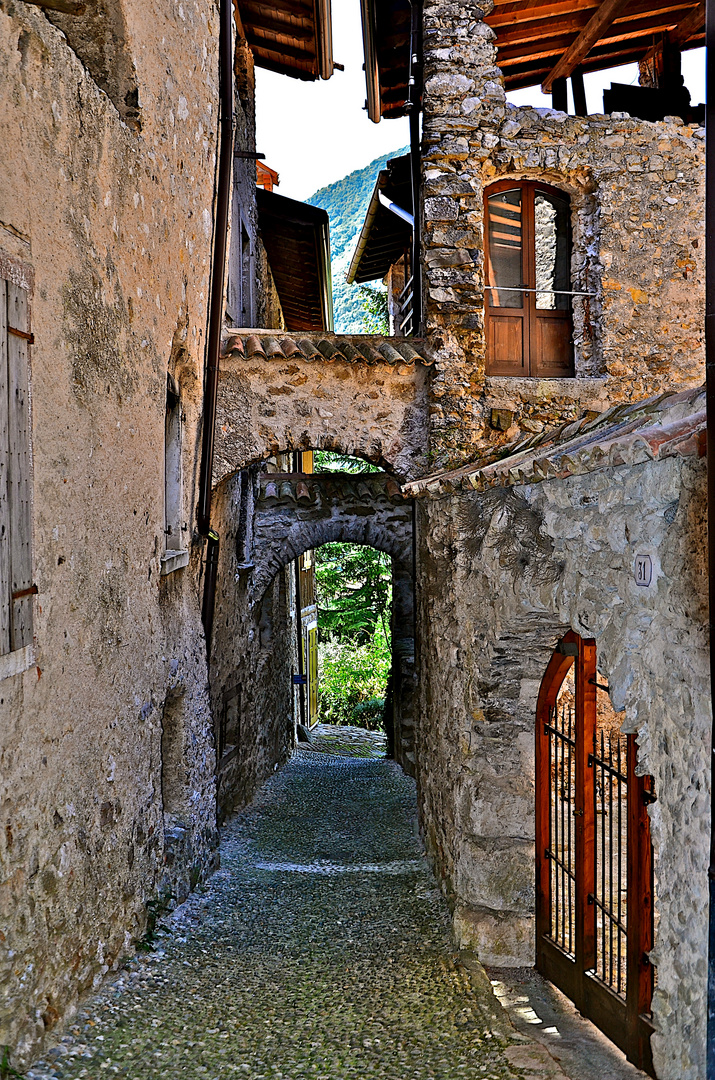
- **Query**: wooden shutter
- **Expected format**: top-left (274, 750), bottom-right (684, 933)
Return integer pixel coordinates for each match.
top-left (0, 281), bottom-right (10, 654)
top-left (7, 283), bottom-right (33, 652)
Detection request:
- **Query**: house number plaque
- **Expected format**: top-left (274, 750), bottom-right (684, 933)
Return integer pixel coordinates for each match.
top-left (634, 554), bottom-right (653, 587)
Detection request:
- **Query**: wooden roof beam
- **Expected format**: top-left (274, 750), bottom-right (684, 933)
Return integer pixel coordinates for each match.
top-left (670, 0), bottom-right (706, 44)
top-left (494, 2), bottom-right (692, 49)
top-left (541, 0), bottom-right (632, 93)
top-left (639, 0), bottom-right (705, 70)
top-left (488, 0), bottom-right (598, 29)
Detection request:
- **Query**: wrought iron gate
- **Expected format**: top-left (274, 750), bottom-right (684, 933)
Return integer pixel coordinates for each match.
top-left (535, 631), bottom-right (655, 1075)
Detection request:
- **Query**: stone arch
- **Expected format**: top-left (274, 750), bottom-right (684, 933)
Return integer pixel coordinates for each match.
top-left (244, 470), bottom-right (416, 771)
top-left (251, 515), bottom-right (412, 603)
top-left (214, 354), bottom-right (431, 486)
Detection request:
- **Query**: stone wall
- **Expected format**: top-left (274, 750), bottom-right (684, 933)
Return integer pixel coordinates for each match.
top-left (209, 468), bottom-right (418, 810)
top-left (209, 468), bottom-right (296, 822)
top-left (413, 439), bottom-right (708, 1080)
top-left (215, 346), bottom-right (431, 485)
top-left (420, 0), bottom-right (705, 469)
top-left (0, 0), bottom-right (228, 1063)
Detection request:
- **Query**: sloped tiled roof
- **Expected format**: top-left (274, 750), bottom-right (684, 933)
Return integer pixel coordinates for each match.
top-left (220, 329), bottom-right (432, 366)
top-left (403, 386), bottom-right (706, 498)
top-left (257, 471), bottom-right (403, 504)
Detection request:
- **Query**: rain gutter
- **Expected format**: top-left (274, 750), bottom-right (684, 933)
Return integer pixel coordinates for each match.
top-left (407, 0), bottom-right (422, 334)
top-left (198, 0), bottom-right (234, 647)
top-left (378, 191), bottom-right (414, 227)
top-left (707, 2), bottom-right (715, 1075)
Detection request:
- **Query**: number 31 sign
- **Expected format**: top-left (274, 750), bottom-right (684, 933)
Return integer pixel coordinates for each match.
top-left (634, 554), bottom-right (653, 587)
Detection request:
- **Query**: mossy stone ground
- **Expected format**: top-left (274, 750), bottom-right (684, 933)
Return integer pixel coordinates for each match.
top-left (28, 740), bottom-right (566, 1080)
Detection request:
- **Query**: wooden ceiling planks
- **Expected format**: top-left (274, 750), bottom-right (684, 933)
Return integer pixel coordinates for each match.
top-left (256, 189), bottom-right (333, 332)
top-left (361, 0), bottom-right (704, 114)
top-left (485, 0), bottom-right (705, 91)
top-left (237, 0), bottom-right (333, 81)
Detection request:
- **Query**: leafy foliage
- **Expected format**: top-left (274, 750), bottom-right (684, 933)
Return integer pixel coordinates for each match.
top-left (306, 146), bottom-right (409, 333)
top-left (314, 501), bottom-right (392, 729)
top-left (318, 629), bottom-right (391, 730)
top-left (0, 1047), bottom-right (24, 1080)
top-left (357, 285), bottom-right (390, 335)
top-left (316, 542), bottom-right (391, 645)
top-left (314, 450), bottom-right (380, 475)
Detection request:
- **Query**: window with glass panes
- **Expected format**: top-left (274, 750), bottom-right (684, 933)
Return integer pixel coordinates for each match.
top-left (485, 181), bottom-right (574, 377)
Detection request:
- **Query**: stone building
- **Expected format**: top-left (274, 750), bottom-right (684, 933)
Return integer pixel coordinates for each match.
top-left (1, 0), bottom-right (711, 1078)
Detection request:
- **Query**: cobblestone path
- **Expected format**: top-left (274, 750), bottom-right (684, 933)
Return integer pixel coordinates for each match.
top-left (29, 747), bottom-right (566, 1080)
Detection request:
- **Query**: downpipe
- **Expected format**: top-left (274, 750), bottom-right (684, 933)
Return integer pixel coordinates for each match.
top-left (198, 0), bottom-right (234, 648)
top-left (407, 0), bottom-right (422, 335)
top-left (707, 2), bottom-right (715, 1077)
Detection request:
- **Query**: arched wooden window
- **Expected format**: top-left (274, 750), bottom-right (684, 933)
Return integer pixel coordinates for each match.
top-left (485, 180), bottom-right (574, 377)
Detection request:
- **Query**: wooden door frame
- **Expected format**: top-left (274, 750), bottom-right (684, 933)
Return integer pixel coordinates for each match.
top-left (484, 179), bottom-right (575, 377)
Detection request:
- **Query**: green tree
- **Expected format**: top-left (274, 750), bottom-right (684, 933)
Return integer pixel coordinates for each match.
top-left (357, 285), bottom-right (389, 335)
top-left (314, 450), bottom-right (380, 475)
top-left (312, 454), bottom-right (393, 730)
top-left (316, 542), bottom-right (391, 645)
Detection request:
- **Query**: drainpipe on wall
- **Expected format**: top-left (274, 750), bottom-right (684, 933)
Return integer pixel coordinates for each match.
top-left (198, 0), bottom-right (234, 649)
top-left (706, 3), bottom-right (715, 1077)
top-left (407, 0), bottom-right (422, 336)
top-left (292, 452), bottom-right (307, 731)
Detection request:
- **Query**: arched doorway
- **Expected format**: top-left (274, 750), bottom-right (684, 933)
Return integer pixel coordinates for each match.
top-left (535, 630), bottom-right (656, 1075)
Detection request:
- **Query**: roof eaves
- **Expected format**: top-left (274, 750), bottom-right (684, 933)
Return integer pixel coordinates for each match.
top-left (402, 387), bottom-right (707, 499)
top-left (346, 170), bottom-right (386, 284)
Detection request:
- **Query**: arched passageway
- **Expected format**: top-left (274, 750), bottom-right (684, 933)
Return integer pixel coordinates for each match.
top-left (207, 456), bottom-right (417, 821)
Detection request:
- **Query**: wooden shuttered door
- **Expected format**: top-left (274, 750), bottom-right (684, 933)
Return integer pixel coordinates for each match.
top-left (0, 279), bottom-right (33, 655)
top-left (485, 181), bottom-right (575, 378)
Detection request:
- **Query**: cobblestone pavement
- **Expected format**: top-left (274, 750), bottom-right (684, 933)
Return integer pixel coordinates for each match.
top-left (306, 724), bottom-right (387, 758)
top-left (28, 745), bottom-right (568, 1080)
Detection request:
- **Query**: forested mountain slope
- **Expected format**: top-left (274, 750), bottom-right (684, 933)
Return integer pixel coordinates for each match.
top-left (306, 146), bottom-right (409, 333)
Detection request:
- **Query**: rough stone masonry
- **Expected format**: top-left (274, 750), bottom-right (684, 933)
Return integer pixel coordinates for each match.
top-left (419, 0), bottom-right (704, 469)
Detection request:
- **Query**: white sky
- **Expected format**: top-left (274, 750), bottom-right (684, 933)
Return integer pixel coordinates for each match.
top-left (255, 1), bottom-right (409, 201)
top-left (254, 0), bottom-right (706, 204)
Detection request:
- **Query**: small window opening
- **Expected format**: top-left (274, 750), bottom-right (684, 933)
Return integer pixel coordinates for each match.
top-left (228, 205), bottom-right (254, 326)
top-left (485, 180), bottom-right (574, 377)
top-left (164, 374), bottom-right (183, 553)
top-left (218, 684), bottom-right (241, 762)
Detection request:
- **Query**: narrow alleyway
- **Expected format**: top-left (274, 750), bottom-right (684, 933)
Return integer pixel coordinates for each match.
top-left (28, 738), bottom-right (569, 1080)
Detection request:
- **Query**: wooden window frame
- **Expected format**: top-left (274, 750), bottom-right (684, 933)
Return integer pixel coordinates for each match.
top-left (485, 179), bottom-right (575, 378)
top-left (160, 373), bottom-right (189, 576)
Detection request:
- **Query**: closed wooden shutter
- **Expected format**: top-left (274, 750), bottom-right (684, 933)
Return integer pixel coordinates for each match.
top-left (0, 281), bottom-right (10, 655)
top-left (1, 279), bottom-right (33, 655)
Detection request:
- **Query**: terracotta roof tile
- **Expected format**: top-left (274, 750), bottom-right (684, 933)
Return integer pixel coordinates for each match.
top-left (221, 329), bottom-right (433, 366)
top-left (257, 472), bottom-right (406, 504)
top-left (403, 385), bottom-right (707, 497)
